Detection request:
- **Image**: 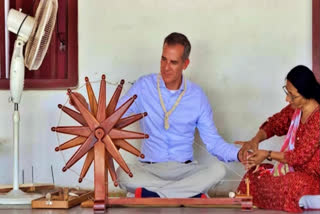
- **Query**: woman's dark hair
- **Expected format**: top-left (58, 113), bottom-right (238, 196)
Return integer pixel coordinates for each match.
top-left (286, 65), bottom-right (320, 104)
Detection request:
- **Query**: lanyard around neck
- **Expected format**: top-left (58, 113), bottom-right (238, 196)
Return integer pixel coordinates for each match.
top-left (157, 74), bottom-right (187, 130)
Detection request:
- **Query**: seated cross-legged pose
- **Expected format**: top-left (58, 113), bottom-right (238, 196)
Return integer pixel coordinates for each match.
top-left (116, 32), bottom-right (243, 198)
top-left (236, 65), bottom-right (320, 212)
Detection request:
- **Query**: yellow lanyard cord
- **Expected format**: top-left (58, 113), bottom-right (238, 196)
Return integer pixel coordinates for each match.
top-left (157, 74), bottom-right (187, 130)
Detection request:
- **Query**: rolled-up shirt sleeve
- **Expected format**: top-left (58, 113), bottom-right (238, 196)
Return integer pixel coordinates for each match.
top-left (196, 90), bottom-right (239, 162)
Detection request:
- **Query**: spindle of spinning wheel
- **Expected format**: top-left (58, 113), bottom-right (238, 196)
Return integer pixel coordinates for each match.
top-left (52, 75), bottom-right (148, 212)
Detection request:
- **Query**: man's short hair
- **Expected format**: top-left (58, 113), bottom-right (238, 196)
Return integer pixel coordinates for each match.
top-left (164, 32), bottom-right (191, 61)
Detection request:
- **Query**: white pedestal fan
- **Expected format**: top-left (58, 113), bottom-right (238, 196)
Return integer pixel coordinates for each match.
top-left (0, 0), bottom-right (58, 204)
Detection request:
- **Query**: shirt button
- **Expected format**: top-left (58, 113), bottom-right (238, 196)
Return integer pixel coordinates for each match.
top-left (297, 137), bottom-right (299, 140)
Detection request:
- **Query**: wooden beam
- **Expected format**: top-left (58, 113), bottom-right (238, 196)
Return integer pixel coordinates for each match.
top-left (81, 197), bottom-right (253, 209)
top-left (313, 0), bottom-right (320, 82)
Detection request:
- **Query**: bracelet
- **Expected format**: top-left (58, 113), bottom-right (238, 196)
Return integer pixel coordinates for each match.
top-left (266, 150), bottom-right (272, 161)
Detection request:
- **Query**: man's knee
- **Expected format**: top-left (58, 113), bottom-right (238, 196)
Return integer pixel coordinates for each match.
top-left (116, 164), bottom-right (144, 193)
top-left (207, 161), bottom-right (226, 181)
top-left (116, 166), bottom-right (130, 189)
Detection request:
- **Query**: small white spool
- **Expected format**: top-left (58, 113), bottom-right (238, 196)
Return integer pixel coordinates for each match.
top-left (229, 192), bottom-right (236, 198)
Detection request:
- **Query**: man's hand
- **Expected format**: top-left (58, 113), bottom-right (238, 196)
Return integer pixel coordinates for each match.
top-left (235, 139), bottom-right (259, 163)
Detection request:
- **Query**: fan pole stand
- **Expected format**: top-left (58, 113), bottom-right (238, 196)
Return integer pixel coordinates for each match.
top-left (1, 0), bottom-right (58, 204)
top-left (0, 104), bottom-right (42, 204)
top-left (0, 189), bottom-right (42, 205)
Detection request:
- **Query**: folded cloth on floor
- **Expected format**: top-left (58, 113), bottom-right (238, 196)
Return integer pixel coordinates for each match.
top-left (299, 195), bottom-right (320, 209)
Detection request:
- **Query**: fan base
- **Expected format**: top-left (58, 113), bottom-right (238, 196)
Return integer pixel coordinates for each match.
top-left (0, 189), bottom-right (42, 204)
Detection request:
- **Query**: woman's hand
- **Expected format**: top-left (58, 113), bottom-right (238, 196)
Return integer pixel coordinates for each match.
top-left (235, 139), bottom-right (259, 162)
top-left (246, 150), bottom-right (268, 169)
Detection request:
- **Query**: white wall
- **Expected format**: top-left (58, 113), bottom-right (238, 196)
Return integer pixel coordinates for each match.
top-left (0, 0), bottom-right (312, 194)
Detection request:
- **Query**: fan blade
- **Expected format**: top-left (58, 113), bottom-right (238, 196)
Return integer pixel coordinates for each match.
top-left (78, 148), bottom-right (94, 183)
top-left (69, 90), bottom-right (99, 131)
top-left (85, 77), bottom-right (98, 117)
top-left (52, 126), bottom-right (91, 137)
top-left (96, 75), bottom-right (106, 122)
top-left (62, 133), bottom-right (96, 171)
top-left (103, 135), bottom-right (132, 176)
top-left (106, 80), bottom-right (124, 117)
top-left (100, 95), bottom-right (137, 134)
top-left (105, 152), bottom-right (118, 186)
top-left (109, 129), bottom-right (149, 140)
top-left (55, 136), bottom-right (87, 151)
top-left (24, 0), bottom-right (58, 69)
top-left (114, 112), bottom-right (147, 129)
top-left (114, 139), bottom-right (143, 158)
top-left (58, 104), bottom-right (87, 126)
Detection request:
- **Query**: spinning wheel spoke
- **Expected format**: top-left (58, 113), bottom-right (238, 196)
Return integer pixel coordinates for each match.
top-left (109, 129), bottom-right (149, 139)
top-left (58, 104), bottom-right (87, 126)
top-left (114, 139), bottom-right (144, 158)
top-left (68, 90), bottom-right (99, 130)
top-left (79, 148), bottom-right (94, 183)
top-left (54, 75), bottom-right (148, 212)
top-left (52, 126), bottom-right (91, 137)
top-left (105, 152), bottom-right (118, 186)
top-left (100, 95), bottom-right (137, 134)
top-left (63, 133), bottom-right (96, 171)
top-left (103, 135), bottom-right (132, 176)
top-left (85, 77), bottom-right (98, 117)
top-left (55, 136), bottom-right (87, 151)
top-left (106, 80), bottom-right (125, 117)
top-left (96, 75), bottom-right (106, 122)
top-left (115, 112), bottom-right (147, 129)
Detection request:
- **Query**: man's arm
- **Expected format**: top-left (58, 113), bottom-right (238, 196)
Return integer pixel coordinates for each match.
top-left (116, 78), bottom-right (142, 116)
top-left (197, 90), bottom-right (240, 162)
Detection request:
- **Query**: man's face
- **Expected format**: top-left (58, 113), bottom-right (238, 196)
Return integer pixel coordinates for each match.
top-left (160, 43), bottom-right (189, 90)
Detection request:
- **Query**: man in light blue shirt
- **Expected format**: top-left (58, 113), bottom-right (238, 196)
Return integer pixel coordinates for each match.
top-left (117, 32), bottom-right (241, 198)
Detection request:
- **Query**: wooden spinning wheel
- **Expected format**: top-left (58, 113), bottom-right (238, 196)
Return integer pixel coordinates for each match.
top-left (52, 75), bottom-right (148, 212)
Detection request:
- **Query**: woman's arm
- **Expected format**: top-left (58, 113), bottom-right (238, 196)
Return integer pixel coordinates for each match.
top-left (246, 150), bottom-right (286, 169)
top-left (236, 105), bottom-right (294, 163)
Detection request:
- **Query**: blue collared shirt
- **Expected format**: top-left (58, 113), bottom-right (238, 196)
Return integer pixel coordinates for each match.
top-left (118, 73), bottom-right (239, 163)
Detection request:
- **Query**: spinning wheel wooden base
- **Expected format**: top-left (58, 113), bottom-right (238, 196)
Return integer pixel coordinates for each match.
top-left (52, 75), bottom-right (148, 212)
top-left (81, 197), bottom-right (252, 210)
top-left (81, 179), bottom-right (253, 210)
top-left (80, 176), bottom-right (253, 210)
top-left (80, 179), bottom-right (253, 210)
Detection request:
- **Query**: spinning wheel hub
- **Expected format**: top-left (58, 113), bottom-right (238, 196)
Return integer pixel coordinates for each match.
top-left (94, 128), bottom-right (105, 139)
